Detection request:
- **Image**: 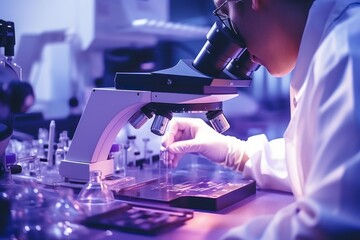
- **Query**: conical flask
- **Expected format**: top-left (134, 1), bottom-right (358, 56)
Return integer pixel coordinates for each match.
top-left (77, 170), bottom-right (114, 204)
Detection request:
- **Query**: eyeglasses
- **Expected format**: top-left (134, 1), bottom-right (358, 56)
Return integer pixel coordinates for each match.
top-left (213, 0), bottom-right (242, 34)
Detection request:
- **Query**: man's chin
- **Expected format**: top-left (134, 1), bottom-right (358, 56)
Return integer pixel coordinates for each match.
top-left (266, 63), bottom-right (295, 77)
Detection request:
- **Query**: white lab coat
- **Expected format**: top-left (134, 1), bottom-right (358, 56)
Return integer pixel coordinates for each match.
top-left (223, 0), bottom-right (360, 239)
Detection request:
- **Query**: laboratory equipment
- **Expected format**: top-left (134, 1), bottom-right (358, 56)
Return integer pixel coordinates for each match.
top-left (55, 131), bottom-right (70, 167)
top-left (0, 123), bottom-right (13, 185)
top-left (47, 120), bottom-right (56, 167)
top-left (117, 164), bottom-right (255, 211)
top-left (5, 179), bottom-right (88, 239)
top-left (45, 188), bottom-right (88, 239)
top-left (1, 19), bottom-right (35, 123)
top-left (125, 135), bottom-right (141, 169)
top-left (59, 18), bottom-right (260, 182)
top-left (3, 0), bottom-right (209, 118)
top-left (77, 170), bottom-right (115, 205)
top-left (59, 19), bottom-right (259, 210)
top-left (83, 202), bottom-right (193, 235)
top-left (158, 148), bottom-right (173, 189)
top-left (108, 143), bottom-right (122, 175)
top-left (11, 180), bottom-right (48, 239)
top-left (0, 19), bottom-right (22, 80)
top-left (55, 143), bottom-right (66, 167)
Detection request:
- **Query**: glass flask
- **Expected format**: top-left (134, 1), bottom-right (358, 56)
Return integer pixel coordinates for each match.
top-left (77, 170), bottom-right (115, 205)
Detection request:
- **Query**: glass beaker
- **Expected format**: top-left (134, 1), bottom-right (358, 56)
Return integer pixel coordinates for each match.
top-left (77, 170), bottom-right (115, 216)
top-left (77, 170), bottom-right (114, 205)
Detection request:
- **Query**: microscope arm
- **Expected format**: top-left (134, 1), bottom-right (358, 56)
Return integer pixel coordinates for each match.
top-left (59, 88), bottom-right (151, 182)
top-left (59, 88), bottom-right (237, 182)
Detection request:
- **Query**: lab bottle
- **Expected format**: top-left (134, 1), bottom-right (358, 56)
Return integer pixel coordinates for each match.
top-left (109, 143), bottom-right (126, 177)
top-left (35, 128), bottom-right (48, 160)
top-left (142, 138), bottom-right (152, 164)
top-left (125, 135), bottom-right (141, 170)
top-left (55, 131), bottom-right (70, 168)
top-left (142, 138), bottom-right (150, 160)
top-left (55, 142), bottom-right (65, 168)
top-left (58, 131), bottom-right (70, 153)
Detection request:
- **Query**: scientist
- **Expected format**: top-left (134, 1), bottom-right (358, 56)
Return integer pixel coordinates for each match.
top-left (162, 0), bottom-right (360, 239)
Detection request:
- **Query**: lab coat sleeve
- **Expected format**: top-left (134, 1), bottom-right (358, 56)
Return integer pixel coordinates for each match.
top-left (222, 133), bottom-right (291, 192)
top-left (242, 135), bottom-right (291, 192)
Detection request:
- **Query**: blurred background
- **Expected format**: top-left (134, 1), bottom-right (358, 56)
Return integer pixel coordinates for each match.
top-left (0, 0), bottom-right (291, 143)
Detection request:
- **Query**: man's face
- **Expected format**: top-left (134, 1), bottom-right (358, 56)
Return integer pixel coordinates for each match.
top-left (213, 0), bottom-right (307, 76)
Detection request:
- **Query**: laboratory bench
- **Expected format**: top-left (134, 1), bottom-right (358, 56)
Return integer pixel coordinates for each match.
top-left (78, 190), bottom-right (295, 240)
top-left (2, 160), bottom-right (294, 240)
top-left (3, 168), bottom-right (295, 240)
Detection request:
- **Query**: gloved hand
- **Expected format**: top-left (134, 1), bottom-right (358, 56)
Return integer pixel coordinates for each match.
top-left (162, 117), bottom-right (247, 169)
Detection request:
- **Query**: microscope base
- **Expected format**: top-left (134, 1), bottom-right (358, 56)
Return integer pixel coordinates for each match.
top-left (61, 159), bottom-right (114, 182)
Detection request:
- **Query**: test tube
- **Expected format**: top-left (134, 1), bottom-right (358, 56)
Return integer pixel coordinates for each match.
top-left (142, 138), bottom-right (150, 159)
top-left (47, 120), bottom-right (56, 168)
top-left (142, 137), bottom-right (155, 169)
top-left (159, 147), bottom-right (173, 189)
top-left (114, 144), bottom-right (126, 177)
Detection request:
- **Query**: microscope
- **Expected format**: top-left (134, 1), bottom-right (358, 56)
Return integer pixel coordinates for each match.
top-left (0, 19), bottom-right (22, 80)
top-left (59, 20), bottom-right (260, 184)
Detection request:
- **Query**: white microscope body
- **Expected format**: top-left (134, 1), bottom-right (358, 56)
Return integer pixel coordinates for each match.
top-left (59, 87), bottom-right (237, 182)
top-left (59, 18), bottom-right (260, 183)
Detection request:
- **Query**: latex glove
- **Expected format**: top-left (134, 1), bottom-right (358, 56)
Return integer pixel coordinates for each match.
top-left (162, 117), bottom-right (247, 169)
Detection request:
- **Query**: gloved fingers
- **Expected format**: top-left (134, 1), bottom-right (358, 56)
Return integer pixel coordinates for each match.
top-left (162, 132), bottom-right (174, 148)
top-left (170, 117), bottom-right (198, 130)
top-left (168, 139), bottom-right (203, 154)
top-left (161, 118), bottom-right (184, 148)
top-left (162, 117), bottom-right (198, 147)
top-left (159, 147), bottom-right (183, 168)
top-left (169, 152), bottom-right (185, 167)
top-left (162, 127), bottom-right (185, 149)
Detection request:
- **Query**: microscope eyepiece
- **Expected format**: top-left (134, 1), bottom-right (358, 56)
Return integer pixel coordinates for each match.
top-left (192, 20), bottom-right (246, 77)
top-left (192, 20), bottom-right (260, 80)
top-left (226, 50), bottom-right (261, 79)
